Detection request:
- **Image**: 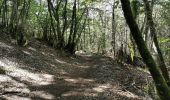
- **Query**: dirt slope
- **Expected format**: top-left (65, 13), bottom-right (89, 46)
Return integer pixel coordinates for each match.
top-left (0, 33), bottom-right (153, 100)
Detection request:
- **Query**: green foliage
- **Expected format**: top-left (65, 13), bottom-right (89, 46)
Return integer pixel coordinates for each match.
top-left (160, 1), bottom-right (170, 26)
top-left (160, 37), bottom-right (170, 43)
top-left (144, 80), bottom-right (158, 99)
top-left (131, 0), bottom-right (140, 18)
top-left (128, 42), bottom-right (135, 61)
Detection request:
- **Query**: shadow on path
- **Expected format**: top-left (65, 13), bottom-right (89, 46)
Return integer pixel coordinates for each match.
top-left (0, 35), bottom-right (151, 100)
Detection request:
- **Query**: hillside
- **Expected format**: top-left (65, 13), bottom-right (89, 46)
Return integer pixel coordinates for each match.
top-left (0, 33), bottom-right (153, 100)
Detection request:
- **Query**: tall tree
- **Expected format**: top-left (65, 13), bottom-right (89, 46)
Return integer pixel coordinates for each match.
top-left (129, 0), bottom-right (139, 61)
top-left (120, 0), bottom-right (170, 99)
top-left (111, 0), bottom-right (117, 58)
top-left (143, 0), bottom-right (170, 85)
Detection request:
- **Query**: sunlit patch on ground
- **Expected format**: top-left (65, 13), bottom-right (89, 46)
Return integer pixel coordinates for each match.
top-left (55, 58), bottom-right (90, 69)
top-left (60, 82), bottom-right (142, 99)
top-left (93, 83), bottom-right (112, 92)
top-left (77, 65), bottom-right (90, 68)
top-left (0, 75), bottom-right (30, 92)
top-left (31, 91), bottom-right (55, 99)
top-left (55, 59), bottom-right (67, 64)
top-left (2, 95), bottom-right (32, 100)
top-left (0, 42), bottom-right (14, 49)
top-left (59, 69), bottom-right (68, 75)
top-left (0, 57), bottom-right (55, 100)
top-left (22, 50), bottom-right (32, 56)
top-left (63, 77), bottom-right (94, 84)
top-left (116, 90), bottom-right (140, 99)
top-left (28, 47), bottom-right (36, 52)
top-left (0, 36), bottom-right (151, 100)
top-left (0, 75), bottom-right (31, 100)
top-left (61, 90), bottom-right (98, 97)
top-left (0, 58), bottom-right (55, 86)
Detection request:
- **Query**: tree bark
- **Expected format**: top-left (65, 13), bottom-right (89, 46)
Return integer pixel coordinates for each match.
top-left (120, 0), bottom-right (170, 99)
top-left (112, 2), bottom-right (116, 57)
top-left (143, 0), bottom-right (170, 84)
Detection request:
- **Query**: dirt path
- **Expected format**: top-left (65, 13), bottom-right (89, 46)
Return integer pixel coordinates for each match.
top-left (0, 35), bottom-right (152, 100)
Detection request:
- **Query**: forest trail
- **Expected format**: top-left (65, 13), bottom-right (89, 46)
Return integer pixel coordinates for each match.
top-left (0, 33), bottom-right (152, 100)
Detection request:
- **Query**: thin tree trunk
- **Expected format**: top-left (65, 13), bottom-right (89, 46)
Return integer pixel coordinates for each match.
top-left (143, 0), bottom-right (170, 84)
top-left (112, 2), bottom-right (116, 57)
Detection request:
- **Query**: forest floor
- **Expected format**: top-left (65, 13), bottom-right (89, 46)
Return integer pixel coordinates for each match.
top-left (0, 33), bottom-right (153, 100)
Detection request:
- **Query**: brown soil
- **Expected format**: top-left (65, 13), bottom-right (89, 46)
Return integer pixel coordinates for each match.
top-left (0, 33), bottom-right (153, 100)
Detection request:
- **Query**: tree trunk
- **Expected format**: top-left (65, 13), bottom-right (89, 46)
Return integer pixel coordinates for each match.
top-left (112, 2), bottom-right (116, 57)
top-left (143, 0), bottom-right (170, 84)
top-left (129, 0), bottom-right (139, 61)
top-left (120, 0), bottom-right (170, 99)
